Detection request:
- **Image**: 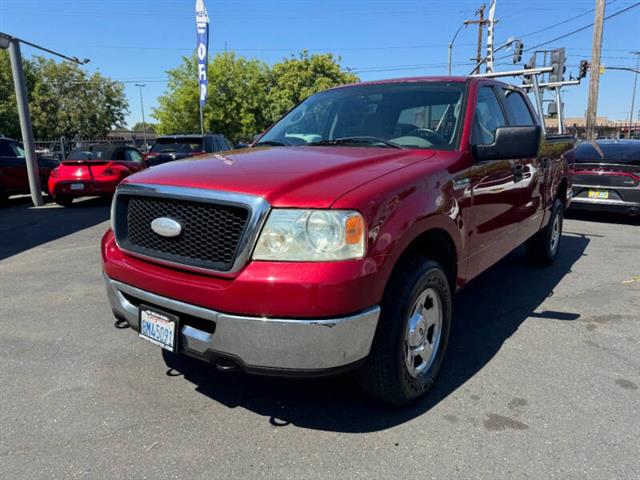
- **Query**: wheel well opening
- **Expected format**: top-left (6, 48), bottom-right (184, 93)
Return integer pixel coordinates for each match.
top-left (398, 229), bottom-right (457, 292)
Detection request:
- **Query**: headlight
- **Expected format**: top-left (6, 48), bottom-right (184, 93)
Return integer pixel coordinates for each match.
top-left (253, 209), bottom-right (365, 261)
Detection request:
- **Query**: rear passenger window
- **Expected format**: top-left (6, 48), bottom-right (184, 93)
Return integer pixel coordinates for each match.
top-left (473, 87), bottom-right (506, 145)
top-left (501, 89), bottom-right (535, 126)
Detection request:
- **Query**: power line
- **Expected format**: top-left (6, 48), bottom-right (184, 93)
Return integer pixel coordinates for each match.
top-left (499, 1), bottom-right (640, 60)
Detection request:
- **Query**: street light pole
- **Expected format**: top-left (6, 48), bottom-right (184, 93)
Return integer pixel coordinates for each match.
top-left (6, 37), bottom-right (42, 206)
top-left (135, 84), bottom-right (148, 149)
top-left (448, 22), bottom-right (469, 75)
top-left (0, 31), bottom-right (89, 207)
top-left (628, 52), bottom-right (640, 138)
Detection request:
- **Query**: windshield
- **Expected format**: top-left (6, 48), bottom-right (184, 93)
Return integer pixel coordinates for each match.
top-left (150, 138), bottom-right (203, 153)
top-left (259, 82), bottom-right (466, 150)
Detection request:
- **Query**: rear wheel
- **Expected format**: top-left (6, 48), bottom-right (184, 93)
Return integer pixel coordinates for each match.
top-left (55, 196), bottom-right (74, 207)
top-left (526, 198), bottom-right (563, 266)
top-left (358, 258), bottom-right (452, 406)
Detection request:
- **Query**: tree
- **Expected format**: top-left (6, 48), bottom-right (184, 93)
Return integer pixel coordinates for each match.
top-left (267, 51), bottom-right (358, 122)
top-left (154, 52), bottom-right (271, 141)
top-left (29, 57), bottom-right (128, 138)
top-left (0, 50), bottom-right (36, 139)
top-left (153, 51), bottom-right (358, 142)
top-left (0, 52), bottom-right (128, 139)
top-left (132, 122), bottom-right (156, 133)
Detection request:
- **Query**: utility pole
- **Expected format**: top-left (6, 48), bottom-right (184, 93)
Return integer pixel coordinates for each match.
top-left (466, 5), bottom-right (489, 75)
top-left (586, 0), bottom-right (606, 140)
top-left (628, 51), bottom-right (640, 138)
top-left (135, 84), bottom-right (148, 150)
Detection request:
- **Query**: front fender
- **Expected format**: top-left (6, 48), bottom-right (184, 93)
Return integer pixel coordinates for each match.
top-left (332, 157), bottom-right (468, 298)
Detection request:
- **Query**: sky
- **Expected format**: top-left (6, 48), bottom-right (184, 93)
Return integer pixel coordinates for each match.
top-left (1, 0), bottom-right (639, 128)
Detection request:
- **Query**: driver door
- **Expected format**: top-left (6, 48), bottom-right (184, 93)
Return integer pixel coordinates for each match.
top-left (467, 85), bottom-right (521, 279)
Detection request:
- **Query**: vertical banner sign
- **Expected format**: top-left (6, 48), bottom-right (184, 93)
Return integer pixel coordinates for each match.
top-left (195, 0), bottom-right (209, 112)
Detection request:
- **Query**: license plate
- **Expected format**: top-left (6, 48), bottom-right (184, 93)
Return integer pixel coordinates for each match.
top-left (588, 190), bottom-right (609, 199)
top-left (70, 183), bottom-right (84, 191)
top-left (139, 306), bottom-right (177, 352)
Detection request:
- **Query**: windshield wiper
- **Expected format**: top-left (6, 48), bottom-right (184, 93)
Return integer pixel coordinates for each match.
top-left (308, 137), bottom-right (403, 149)
top-left (254, 140), bottom-right (290, 147)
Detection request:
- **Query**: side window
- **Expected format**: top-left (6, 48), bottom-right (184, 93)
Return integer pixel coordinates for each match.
top-left (125, 149), bottom-right (142, 162)
top-left (501, 89), bottom-right (535, 126)
top-left (473, 86), bottom-right (507, 145)
top-left (14, 143), bottom-right (25, 157)
top-left (0, 141), bottom-right (16, 157)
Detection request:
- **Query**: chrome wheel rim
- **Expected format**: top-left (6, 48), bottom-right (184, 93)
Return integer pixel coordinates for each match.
top-left (404, 288), bottom-right (443, 378)
top-left (550, 214), bottom-right (561, 254)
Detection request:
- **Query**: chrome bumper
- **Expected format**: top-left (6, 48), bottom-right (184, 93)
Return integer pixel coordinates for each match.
top-left (104, 276), bottom-right (380, 372)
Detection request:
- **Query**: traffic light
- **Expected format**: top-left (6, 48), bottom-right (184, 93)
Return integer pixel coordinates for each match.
top-left (578, 60), bottom-right (589, 79)
top-left (549, 48), bottom-right (566, 83)
top-left (523, 54), bottom-right (536, 85)
top-left (513, 40), bottom-right (524, 64)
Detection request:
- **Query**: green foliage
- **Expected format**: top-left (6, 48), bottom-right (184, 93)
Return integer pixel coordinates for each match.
top-left (0, 50), bottom-right (36, 139)
top-left (267, 51), bottom-right (358, 123)
top-left (153, 51), bottom-right (358, 142)
top-left (154, 52), bottom-right (271, 140)
top-left (131, 122), bottom-right (156, 133)
top-left (0, 51), bottom-right (128, 139)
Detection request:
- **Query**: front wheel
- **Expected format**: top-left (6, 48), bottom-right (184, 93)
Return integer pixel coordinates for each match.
top-left (526, 198), bottom-right (564, 266)
top-left (358, 258), bottom-right (452, 406)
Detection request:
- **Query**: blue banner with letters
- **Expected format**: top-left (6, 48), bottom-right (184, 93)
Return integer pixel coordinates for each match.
top-left (195, 0), bottom-right (209, 109)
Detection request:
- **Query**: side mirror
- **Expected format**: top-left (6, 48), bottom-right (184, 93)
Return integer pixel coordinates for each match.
top-left (474, 126), bottom-right (541, 161)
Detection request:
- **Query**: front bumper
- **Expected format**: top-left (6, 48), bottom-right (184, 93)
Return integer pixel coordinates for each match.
top-left (105, 275), bottom-right (380, 375)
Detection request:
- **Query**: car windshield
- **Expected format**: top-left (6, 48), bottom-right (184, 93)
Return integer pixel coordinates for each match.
top-left (67, 146), bottom-right (121, 161)
top-left (574, 140), bottom-right (640, 166)
top-left (258, 82), bottom-right (466, 150)
top-left (150, 138), bottom-right (203, 153)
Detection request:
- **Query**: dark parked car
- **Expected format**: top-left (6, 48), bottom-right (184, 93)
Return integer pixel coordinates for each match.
top-left (568, 139), bottom-right (640, 217)
top-left (144, 134), bottom-right (233, 166)
top-left (0, 137), bottom-right (59, 203)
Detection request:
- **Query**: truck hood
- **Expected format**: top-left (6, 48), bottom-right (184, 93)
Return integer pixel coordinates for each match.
top-left (123, 146), bottom-right (436, 207)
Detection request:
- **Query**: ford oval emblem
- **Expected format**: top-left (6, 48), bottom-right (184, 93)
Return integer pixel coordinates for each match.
top-left (150, 217), bottom-right (182, 238)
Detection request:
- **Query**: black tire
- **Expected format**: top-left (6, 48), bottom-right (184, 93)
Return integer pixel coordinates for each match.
top-left (358, 258), bottom-right (452, 406)
top-left (526, 198), bottom-right (564, 266)
top-left (55, 196), bottom-right (74, 207)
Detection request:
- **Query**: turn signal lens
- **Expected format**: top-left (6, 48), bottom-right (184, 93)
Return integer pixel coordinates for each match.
top-left (345, 214), bottom-right (364, 245)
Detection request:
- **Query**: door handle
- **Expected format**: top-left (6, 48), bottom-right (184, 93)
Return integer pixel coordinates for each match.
top-left (513, 163), bottom-right (524, 182)
top-left (541, 157), bottom-right (550, 170)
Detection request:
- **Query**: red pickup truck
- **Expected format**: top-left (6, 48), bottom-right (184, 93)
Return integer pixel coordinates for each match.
top-left (102, 76), bottom-right (573, 405)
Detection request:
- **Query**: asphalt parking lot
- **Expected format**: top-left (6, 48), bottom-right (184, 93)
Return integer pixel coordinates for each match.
top-left (1, 196), bottom-right (639, 479)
